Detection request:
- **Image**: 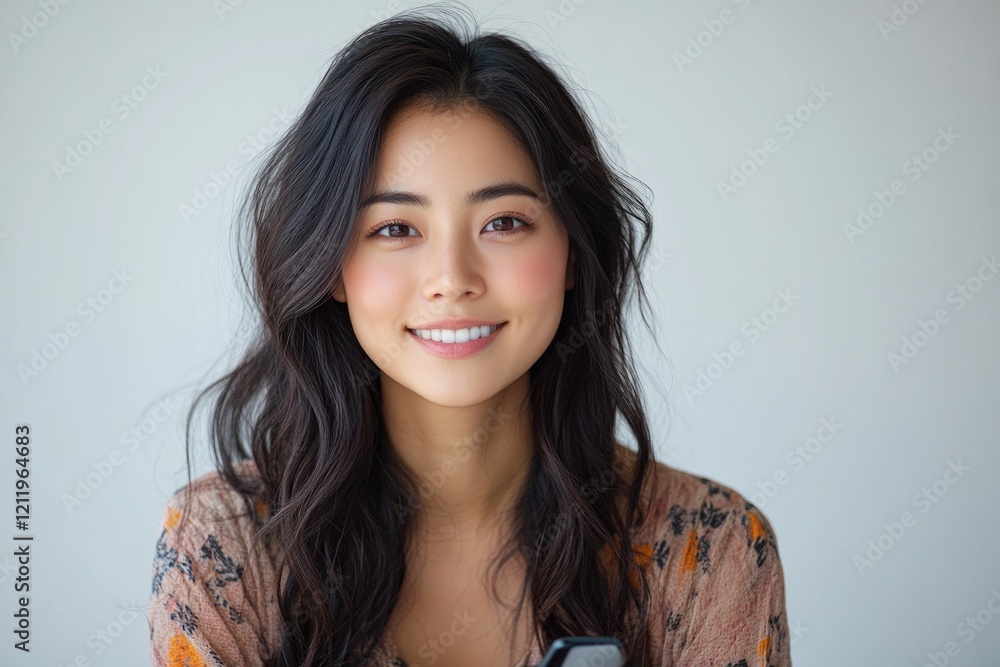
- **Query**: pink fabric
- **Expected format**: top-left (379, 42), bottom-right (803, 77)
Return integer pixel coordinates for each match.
top-left (148, 456), bottom-right (791, 666)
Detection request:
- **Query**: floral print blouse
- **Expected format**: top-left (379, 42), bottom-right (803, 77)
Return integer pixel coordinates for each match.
top-left (148, 453), bottom-right (792, 666)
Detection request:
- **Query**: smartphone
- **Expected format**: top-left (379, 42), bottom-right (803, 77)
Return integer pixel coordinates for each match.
top-left (535, 636), bottom-right (623, 667)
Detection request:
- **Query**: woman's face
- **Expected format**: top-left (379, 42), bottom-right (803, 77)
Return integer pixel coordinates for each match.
top-left (332, 102), bottom-right (575, 407)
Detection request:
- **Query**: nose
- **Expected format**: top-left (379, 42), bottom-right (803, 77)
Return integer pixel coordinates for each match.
top-left (420, 228), bottom-right (486, 301)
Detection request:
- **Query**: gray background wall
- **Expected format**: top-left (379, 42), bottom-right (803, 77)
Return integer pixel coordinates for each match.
top-left (2, 0), bottom-right (998, 664)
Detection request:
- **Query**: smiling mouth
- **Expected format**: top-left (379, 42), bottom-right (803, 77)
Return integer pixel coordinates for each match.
top-left (406, 322), bottom-right (507, 343)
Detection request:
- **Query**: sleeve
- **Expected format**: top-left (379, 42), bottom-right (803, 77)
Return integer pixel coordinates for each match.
top-left (673, 502), bottom-right (792, 667)
top-left (147, 489), bottom-right (270, 667)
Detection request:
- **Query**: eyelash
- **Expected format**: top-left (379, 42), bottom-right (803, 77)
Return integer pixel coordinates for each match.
top-left (365, 211), bottom-right (535, 243)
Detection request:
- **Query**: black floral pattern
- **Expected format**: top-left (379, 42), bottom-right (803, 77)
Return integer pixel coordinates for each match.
top-left (695, 533), bottom-right (713, 574)
top-left (699, 477), bottom-right (732, 500)
top-left (741, 511), bottom-right (772, 568)
top-left (698, 501), bottom-right (729, 529)
top-left (652, 539), bottom-right (670, 568)
top-left (200, 533), bottom-right (247, 624)
top-left (152, 528), bottom-right (194, 596)
top-left (667, 503), bottom-right (691, 536)
top-left (168, 600), bottom-right (199, 634)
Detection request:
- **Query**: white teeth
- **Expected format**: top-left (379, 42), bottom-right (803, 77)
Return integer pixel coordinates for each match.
top-left (410, 324), bottom-right (500, 343)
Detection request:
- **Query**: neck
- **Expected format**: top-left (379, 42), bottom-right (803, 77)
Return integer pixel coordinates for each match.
top-left (381, 372), bottom-right (534, 539)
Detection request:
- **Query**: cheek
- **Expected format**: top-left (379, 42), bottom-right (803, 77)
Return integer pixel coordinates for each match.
top-left (342, 256), bottom-right (408, 325)
top-left (499, 243), bottom-right (568, 313)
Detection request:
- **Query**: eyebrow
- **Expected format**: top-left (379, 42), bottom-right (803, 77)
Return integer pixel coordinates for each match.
top-left (359, 181), bottom-right (542, 209)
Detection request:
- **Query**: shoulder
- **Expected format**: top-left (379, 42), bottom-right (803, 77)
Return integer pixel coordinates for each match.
top-left (158, 459), bottom-right (269, 543)
top-left (651, 458), bottom-right (776, 541)
top-left (616, 449), bottom-right (791, 663)
top-left (149, 460), bottom-right (283, 665)
top-left (614, 443), bottom-right (782, 583)
top-left (151, 459), bottom-right (275, 603)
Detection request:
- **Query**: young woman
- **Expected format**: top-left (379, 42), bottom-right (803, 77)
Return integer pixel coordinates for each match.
top-left (148, 7), bottom-right (791, 667)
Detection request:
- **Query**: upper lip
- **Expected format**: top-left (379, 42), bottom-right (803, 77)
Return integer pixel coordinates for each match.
top-left (407, 319), bottom-right (506, 330)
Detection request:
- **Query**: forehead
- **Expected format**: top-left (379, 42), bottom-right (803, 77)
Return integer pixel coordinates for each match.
top-left (374, 103), bottom-right (542, 194)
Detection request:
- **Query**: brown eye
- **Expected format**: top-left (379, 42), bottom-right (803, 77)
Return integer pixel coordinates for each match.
top-left (367, 222), bottom-right (415, 238)
top-left (488, 216), bottom-right (517, 232)
top-left (485, 214), bottom-right (533, 237)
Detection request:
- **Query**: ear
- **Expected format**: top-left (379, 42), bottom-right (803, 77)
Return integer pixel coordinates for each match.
top-left (565, 247), bottom-right (575, 290)
top-left (332, 279), bottom-right (346, 303)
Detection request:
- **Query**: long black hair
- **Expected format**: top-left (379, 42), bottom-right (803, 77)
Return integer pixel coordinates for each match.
top-left (175, 4), bottom-right (666, 666)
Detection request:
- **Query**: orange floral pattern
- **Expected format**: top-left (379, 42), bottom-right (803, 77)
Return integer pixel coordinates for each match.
top-left (167, 632), bottom-right (205, 667)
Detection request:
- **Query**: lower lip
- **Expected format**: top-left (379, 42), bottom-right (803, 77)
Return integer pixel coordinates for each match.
top-left (406, 323), bottom-right (507, 359)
